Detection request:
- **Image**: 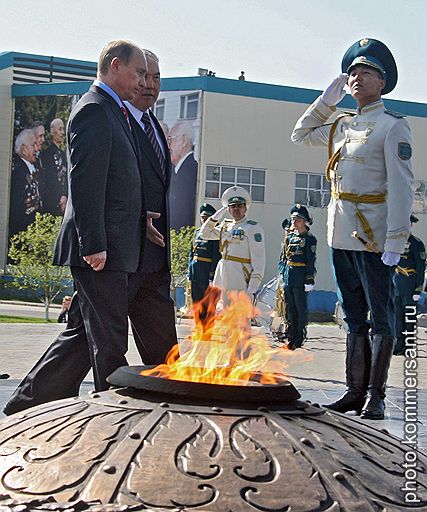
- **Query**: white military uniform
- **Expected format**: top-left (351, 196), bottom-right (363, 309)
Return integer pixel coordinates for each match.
top-left (291, 97), bottom-right (414, 254)
top-left (199, 215), bottom-right (266, 296)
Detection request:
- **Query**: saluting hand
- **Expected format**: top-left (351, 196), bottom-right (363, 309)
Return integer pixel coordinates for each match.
top-left (321, 74), bottom-right (348, 106)
top-left (147, 211), bottom-right (165, 247)
top-left (83, 251), bottom-right (107, 271)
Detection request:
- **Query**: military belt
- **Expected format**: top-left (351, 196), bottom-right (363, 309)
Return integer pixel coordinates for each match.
top-left (332, 189), bottom-right (386, 245)
top-left (395, 267), bottom-right (416, 277)
top-left (331, 190), bottom-right (386, 204)
top-left (194, 256), bottom-right (213, 263)
top-left (223, 255), bottom-right (251, 264)
top-left (287, 261), bottom-right (306, 267)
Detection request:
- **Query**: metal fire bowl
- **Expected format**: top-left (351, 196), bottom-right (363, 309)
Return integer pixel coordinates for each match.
top-left (0, 366), bottom-right (426, 511)
top-left (106, 365), bottom-right (301, 403)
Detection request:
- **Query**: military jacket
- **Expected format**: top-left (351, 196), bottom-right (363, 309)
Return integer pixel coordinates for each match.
top-left (291, 97), bottom-right (414, 254)
top-left (394, 234), bottom-right (426, 296)
top-left (188, 228), bottom-right (221, 283)
top-left (199, 215), bottom-right (266, 292)
top-left (279, 230), bottom-right (317, 287)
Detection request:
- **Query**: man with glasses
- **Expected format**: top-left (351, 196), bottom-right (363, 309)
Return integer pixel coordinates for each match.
top-left (199, 186), bottom-right (266, 303)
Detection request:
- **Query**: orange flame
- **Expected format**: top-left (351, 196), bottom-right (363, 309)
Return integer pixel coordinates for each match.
top-left (140, 287), bottom-right (304, 385)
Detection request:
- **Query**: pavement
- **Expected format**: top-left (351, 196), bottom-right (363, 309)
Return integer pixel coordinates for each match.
top-left (0, 301), bottom-right (426, 452)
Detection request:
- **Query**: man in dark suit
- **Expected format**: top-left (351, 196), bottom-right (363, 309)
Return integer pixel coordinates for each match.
top-left (9, 129), bottom-right (42, 238)
top-left (125, 49), bottom-right (178, 364)
top-left (168, 120), bottom-right (198, 230)
top-left (3, 40), bottom-right (148, 415)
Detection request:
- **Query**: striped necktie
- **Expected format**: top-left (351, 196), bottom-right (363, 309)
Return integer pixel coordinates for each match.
top-left (120, 105), bottom-right (131, 130)
top-left (141, 112), bottom-right (166, 179)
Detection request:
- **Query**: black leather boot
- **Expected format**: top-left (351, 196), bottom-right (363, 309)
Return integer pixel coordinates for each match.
top-left (360, 335), bottom-right (394, 420)
top-left (325, 333), bottom-right (370, 414)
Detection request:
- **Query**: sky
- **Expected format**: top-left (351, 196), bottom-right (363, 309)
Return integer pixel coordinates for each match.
top-left (1, 0), bottom-right (426, 103)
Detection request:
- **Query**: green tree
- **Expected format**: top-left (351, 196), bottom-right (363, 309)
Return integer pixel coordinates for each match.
top-left (170, 226), bottom-right (196, 303)
top-left (6, 213), bottom-right (72, 321)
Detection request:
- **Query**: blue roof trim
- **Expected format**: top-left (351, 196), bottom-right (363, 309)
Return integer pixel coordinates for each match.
top-left (8, 67), bottom-right (427, 118)
top-left (12, 81), bottom-right (93, 97)
top-left (0, 51), bottom-right (96, 72)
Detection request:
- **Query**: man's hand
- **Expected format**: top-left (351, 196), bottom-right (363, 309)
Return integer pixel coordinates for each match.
top-left (304, 284), bottom-right (314, 292)
top-left (381, 251), bottom-right (400, 266)
top-left (413, 294), bottom-right (421, 302)
top-left (83, 251), bottom-right (107, 271)
top-left (210, 205), bottom-right (228, 222)
top-left (321, 74), bottom-right (348, 106)
top-left (146, 211), bottom-right (165, 247)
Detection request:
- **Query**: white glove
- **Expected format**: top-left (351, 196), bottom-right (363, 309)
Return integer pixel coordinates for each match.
top-left (210, 205), bottom-right (228, 222)
top-left (381, 251), bottom-right (400, 266)
top-left (320, 74), bottom-right (348, 106)
top-left (413, 294), bottom-right (421, 302)
top-left (304, 284), bottom-right (314, 292)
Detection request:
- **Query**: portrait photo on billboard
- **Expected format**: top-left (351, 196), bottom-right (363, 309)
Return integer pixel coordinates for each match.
top-left (8, 94), bottom-right (77, 246)
top-left (154, 90), bottom-right (201, 231)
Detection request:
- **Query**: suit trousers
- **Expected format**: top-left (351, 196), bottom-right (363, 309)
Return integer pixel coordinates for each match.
top-left (128, 268), bottom-right (177, 365)
top-left (4, 267), bottom-right (177, 415)
top-left (331, 249), bottom-right (395, 336)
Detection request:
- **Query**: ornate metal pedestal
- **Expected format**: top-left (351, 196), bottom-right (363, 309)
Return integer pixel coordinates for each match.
top-left (0, 366), bottom-right (426, 511)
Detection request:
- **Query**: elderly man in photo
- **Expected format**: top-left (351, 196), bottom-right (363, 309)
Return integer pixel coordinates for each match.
top-left (291, 38), bottom-right (414, 420)
top-left (168, 120), bottom-right (198, 229)
top-left (40, 118), bottom-right (68, 215)
top-left (8, 128), bottom-right (42, 238)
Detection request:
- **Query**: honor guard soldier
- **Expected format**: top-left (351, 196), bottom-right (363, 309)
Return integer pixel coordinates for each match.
top-left (272, 218), bottom-right (291, 341)
top-left (199, 186), bottom-right (266, 302)
top-left (278, 205), bottom-right (316, 350)
top-left (188, 203), bottom-right (221, 303)
top-left (291, 38), bottom-right (414, 419)
top-left (393, 215), bottom-right (426, 355)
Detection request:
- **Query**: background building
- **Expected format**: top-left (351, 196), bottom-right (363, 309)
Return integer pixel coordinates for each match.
top-left (2, 51), bottom-right (427, 310)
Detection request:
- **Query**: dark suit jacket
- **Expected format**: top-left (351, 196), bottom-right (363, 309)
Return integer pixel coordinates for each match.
top-left (169, 152), bottom-right (198, 230)
top-left (9, 157), bottom-right (42, 237)
top-left (53, 85), bottom-right (146, 272)
top-left (131, 110), bottom-right (172, 272)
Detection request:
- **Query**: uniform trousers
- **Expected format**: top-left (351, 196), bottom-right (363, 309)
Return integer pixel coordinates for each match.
top-left (331, 249), bottom-right (395, 336)
top-left (284, 285), bottom-right (308, 345)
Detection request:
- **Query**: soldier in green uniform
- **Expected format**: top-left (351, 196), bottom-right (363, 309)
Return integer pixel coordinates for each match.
top-left (188, 203), bottom-right (221, 303)
top-left (393, 215), bottom-right (426, 355)
top-left (279, 205), bottom-right (317, 350)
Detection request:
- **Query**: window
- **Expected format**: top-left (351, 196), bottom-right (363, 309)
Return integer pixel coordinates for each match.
top-left (154, 98), bottom-right (165, 121)
top-left (294, 172), bottom-right (331, 208)
top-left (205, 165), bottom-right (266, 202)
top-left (180, 93), bottom-right (199, 119)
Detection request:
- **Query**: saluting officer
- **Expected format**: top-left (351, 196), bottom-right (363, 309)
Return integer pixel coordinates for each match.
top-left (188, 203), bottom-right (221, 303)
top-left (279, 205), bottom-right (316, 350)
top-left (199, 186), bottom-right (266, 302)
top-left (291, 38), bottom-right (414, 419)
top-left (393, 215), bottom-right (426, 355)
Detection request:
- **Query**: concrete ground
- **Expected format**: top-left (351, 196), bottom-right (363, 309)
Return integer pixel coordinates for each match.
top-left (0, 301), bottom-right (426, 452)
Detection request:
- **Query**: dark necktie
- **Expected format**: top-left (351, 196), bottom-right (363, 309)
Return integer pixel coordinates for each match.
top-left (141, 112), bottom-right (166, 179)
top-left (121, 105), bottom-right (131, 130)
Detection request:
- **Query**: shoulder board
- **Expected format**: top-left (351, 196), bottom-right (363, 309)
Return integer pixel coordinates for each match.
top-left (385, 109), bottom-right (406, 118)
top-left (247, 220), bottom-right (257, 225)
